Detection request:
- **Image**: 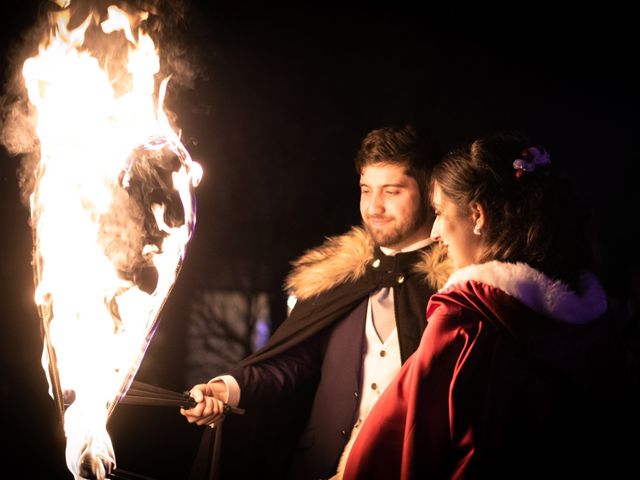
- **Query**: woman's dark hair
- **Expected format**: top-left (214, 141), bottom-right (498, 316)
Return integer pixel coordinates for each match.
top-left (354, 124), bottom-right (442, 202)
top-left (430, 131), bottom-right (593, 291)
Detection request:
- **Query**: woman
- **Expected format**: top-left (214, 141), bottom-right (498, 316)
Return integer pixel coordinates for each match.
top-left (342, 132), bottom-right (626, 479)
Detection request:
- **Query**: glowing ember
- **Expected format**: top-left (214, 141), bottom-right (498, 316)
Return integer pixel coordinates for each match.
top-left (21, 2), bottom-right (201, 479)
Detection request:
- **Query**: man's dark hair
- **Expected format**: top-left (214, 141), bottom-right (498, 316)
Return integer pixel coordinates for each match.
top-left (354, 124), bottom-right (442, 201)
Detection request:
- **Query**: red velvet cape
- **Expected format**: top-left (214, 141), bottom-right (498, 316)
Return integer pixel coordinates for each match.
top-left (344, 276), bottom-right (625, 479)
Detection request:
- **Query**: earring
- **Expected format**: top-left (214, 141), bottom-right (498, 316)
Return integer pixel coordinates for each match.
top-left (473, 224), bottom-right (481, 235)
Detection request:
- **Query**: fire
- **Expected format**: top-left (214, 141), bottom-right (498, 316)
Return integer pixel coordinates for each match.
top-left (22, 2), bottom-right (202, 479)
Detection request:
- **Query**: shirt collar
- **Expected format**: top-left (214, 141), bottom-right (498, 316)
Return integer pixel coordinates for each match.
top-left (379, 238), bottom-right (433, 257)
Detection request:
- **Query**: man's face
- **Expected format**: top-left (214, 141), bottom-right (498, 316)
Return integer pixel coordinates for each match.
top-left (359, 162), bottom-right (430, 250)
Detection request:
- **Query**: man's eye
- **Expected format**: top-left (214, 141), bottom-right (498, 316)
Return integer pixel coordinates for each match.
top-left (385, 189), bottom-right (400, 195)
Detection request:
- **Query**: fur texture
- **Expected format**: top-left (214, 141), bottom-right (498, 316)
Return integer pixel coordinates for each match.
top-left (285, 227), bottom-right (452, 300)
top-left (442, 260), bottom-right (607, 324)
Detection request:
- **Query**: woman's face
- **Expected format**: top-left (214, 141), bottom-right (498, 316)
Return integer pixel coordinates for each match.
top-left (430, 182), bottom-right (483, 269)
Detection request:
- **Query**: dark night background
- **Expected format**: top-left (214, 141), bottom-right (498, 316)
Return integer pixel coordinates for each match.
top-left (1, 1), bottom-right (638, 479)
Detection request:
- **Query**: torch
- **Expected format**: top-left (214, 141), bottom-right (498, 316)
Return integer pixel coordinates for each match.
top-left (20, 2), bottom-right (206, 479)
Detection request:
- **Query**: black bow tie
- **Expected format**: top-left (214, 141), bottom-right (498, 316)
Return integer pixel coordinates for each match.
top-left (366, 246), bottom-right (429, 288)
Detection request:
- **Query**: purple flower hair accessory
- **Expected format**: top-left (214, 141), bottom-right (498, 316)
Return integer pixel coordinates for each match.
top-left (513, 146), bottom-right (551, 178)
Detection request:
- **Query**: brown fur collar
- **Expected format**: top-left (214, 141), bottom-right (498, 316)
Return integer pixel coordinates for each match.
top-left (285, 226), bottom-right (452, 301)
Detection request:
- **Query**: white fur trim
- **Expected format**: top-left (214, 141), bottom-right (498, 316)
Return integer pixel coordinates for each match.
top-left (441, 261), bottom-right (607, 324)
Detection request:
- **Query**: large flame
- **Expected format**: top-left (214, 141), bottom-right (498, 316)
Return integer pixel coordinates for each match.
top-left (22, 3), bottom-right (202, 479)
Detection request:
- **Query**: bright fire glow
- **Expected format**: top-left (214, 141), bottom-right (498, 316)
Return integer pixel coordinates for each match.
top-left (22, 3), bottom-right (201, 479)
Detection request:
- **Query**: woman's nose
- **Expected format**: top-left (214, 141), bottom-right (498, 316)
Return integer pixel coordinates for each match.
top-left (430, 219), bottom-right (441, 241)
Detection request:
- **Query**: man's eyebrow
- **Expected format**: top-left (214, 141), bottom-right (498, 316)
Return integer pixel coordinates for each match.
top-left (360, 181), bottom-right (407, 187)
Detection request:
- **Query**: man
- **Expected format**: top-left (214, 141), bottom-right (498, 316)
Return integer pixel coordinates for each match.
top-left (182, 124), bottom-right (451, 479)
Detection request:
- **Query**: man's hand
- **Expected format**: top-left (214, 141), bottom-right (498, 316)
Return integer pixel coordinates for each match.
top-left (180, 381), bottom-right (228, 427)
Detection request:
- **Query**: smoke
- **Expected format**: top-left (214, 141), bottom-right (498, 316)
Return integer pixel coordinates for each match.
top-left (0, 4), bottom-right (49, 206)
top-left (0, 84), bottom-right (39, 158)
top-left (137, 0), bottom-right (201, 88)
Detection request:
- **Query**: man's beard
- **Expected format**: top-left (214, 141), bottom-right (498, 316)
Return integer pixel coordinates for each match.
top-left (364, 203), bottom-right (429, 248)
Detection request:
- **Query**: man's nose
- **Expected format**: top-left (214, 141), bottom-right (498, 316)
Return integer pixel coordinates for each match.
top-left (366, 191), bottom-right (384, 214)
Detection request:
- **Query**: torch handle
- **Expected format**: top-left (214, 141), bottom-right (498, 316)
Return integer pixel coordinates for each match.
top-left (223, 403), bottom-right (245, 416)
top-left (120, 381), bottom-right (245, 414)
top-left (182, 391), bottom-right (245, 416)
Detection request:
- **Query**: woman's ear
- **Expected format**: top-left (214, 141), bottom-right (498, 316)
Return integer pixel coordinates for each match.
top-left (470, 202), bottom-right (486, 230)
